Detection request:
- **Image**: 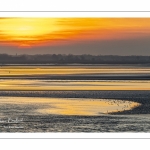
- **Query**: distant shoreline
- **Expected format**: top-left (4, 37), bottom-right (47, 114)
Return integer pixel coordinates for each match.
top-left (1, 54), bottom-right (150, 64)
top-left (1, 64), bottom-right (150, 66)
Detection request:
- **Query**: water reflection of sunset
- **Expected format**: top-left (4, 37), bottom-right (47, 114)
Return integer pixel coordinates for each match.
top-left (1, 79), bottom-right (150, 90)
top-left (0, 97), bottom-right (140, 116)
top-left (37, 98), bottom-right (140, 115)
top-left (1, 18), bottom-right (150, 47)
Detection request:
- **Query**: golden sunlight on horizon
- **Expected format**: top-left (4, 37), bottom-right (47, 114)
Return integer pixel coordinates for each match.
top-left (0, 18), bottom-right (150, 47)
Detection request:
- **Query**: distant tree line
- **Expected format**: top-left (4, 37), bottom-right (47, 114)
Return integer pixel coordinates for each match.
top-left (0, 54), bottom-right (150, 64)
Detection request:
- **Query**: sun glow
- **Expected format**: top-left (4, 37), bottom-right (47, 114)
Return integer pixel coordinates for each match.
top-left (1, 18), bottom-right (150, 47)
top-left (0, 18), bottom-right (63, 46)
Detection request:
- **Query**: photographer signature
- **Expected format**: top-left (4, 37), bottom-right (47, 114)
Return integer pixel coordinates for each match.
top-left (0, 117), bottom-right (23, 124)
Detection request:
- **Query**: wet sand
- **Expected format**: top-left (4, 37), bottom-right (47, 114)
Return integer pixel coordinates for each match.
top-left (0, 90), bottom-right (150, 114)
top-left (1, 74), bottom-right (150, 80)
top-left (0, 65), bottom-right (150, 132)
top-left (0, 97), bottom-right (140, 116)
top-left (0, 91), bottom-right (150, 132)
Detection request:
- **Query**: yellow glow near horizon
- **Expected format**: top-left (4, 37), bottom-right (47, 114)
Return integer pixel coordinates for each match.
top-left (0, 18), bottom-right (61, 41)
top-left (1, 18), bottom-right (150, 47)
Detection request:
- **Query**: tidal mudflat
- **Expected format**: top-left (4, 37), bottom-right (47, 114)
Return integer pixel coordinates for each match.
top-left (0, 65), bottom-right (150, 132)
top-left (0, 90), bottom-right (150, 132)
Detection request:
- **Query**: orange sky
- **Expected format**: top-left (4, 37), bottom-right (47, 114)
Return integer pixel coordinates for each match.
top-left (0, 18), bottom-right (150, 47)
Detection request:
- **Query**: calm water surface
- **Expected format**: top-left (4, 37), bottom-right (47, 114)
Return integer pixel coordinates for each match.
top-left (0, 65), bottom-right (150, 90)
top-left (0, 97), bottom-right (140, 116)
top-left (0, 79), bottom-right (150, 90)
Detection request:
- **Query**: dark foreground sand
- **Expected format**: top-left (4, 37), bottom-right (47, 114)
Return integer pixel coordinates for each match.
top-left (0, 90), bottom-right (150, 132)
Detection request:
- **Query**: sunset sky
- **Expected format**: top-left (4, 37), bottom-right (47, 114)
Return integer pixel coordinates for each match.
top-left (0, 18), bottom-right (150, 55)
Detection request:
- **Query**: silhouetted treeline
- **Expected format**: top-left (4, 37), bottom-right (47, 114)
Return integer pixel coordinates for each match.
top-left (0, 54), bottom-right (150, 64)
